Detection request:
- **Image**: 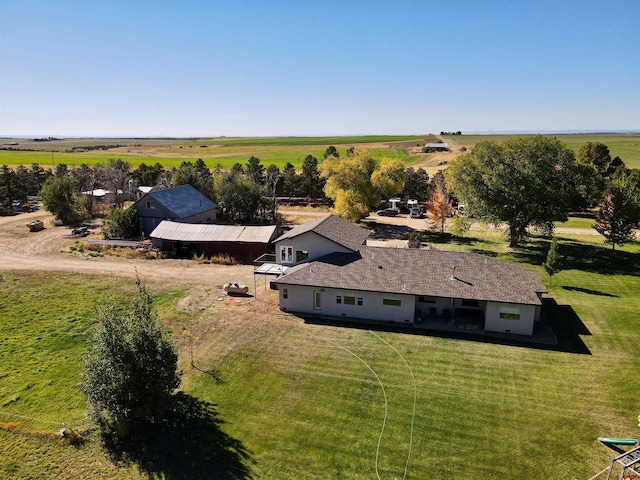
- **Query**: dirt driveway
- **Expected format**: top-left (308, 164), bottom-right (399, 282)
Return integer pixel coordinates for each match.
top-left (0, 209), bottom-right (604, 289)
top-left (0, 211), bottom-right (256, 289)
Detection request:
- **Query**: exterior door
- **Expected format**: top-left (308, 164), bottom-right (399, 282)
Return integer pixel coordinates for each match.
top-left (313, 290), bottom-right (322, 310)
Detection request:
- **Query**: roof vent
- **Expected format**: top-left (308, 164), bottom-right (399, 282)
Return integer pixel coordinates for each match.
top-left (378, 265), bottom-right (383, 269)
top-left (450, 265), bottom-right (457, 281)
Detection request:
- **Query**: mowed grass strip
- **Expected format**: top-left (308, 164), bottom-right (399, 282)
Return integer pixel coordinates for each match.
top-left (1, 232), bottom-right (639, 478)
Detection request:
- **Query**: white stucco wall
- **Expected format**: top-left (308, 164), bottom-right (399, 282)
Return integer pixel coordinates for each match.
top-left (275, 232), bottom-right (353, 265)
top-left (485, 302), bottom-right (536, 336)
top-left (279, 285), bottom-right (415, 324)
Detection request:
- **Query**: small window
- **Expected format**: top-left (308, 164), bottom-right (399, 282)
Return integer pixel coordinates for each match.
top-left (357, 296), bottom-right (363, 306)
top-left (146, 200), bottom-right (154, 209)
top-left (296, 250), bottom-right (309, 262)
top-left (344, 296), bottom-right (356, 305)
top-left (462, 299), bottom-right (480, 307)
top-left (282, 288), bottom-right (288, 299)
top-left (418, 296), bottom-right (436, 303)
top-left (336, 295), bottom-right (342, 304)
top-left (499, 307), bottom-right (521, 320)
top-left (383, 298), bottom-right (402, 307)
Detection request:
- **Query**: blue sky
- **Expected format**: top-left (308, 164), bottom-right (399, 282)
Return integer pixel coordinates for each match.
top-left (1, 0), bottom-right (638, 137)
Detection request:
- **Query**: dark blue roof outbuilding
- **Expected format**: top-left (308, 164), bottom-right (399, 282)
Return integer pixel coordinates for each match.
top-left (144, 185), bottom-right (217, 217)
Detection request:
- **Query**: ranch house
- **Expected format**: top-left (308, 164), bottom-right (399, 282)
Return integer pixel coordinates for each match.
top-left (272, 215), bottom-right (546, 336)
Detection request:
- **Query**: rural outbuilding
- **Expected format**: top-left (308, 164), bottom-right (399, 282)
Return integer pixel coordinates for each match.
top-left (133, 185), bottom-right (218, 237)
top-left (425, 142), bottom-right (449, 151)
top-left (149, 221), bottom-right (280, 261)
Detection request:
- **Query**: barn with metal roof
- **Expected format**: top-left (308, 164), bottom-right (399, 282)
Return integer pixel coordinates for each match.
top-left (133, 185), bottom-right (218, 237)
top-left (149, 221), bottom-right (280, 261)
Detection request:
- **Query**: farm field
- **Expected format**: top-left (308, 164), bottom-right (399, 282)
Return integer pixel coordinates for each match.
top-left (0, 136), bottom-right (429, 170)
top-left (1, 225), bottom-right (638, 478)
top-left (443, 133), bottom-right (640, 168)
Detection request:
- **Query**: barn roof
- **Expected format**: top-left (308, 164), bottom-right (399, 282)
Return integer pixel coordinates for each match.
top-left (275, 246), bottom-right (546, 305)
top-left (273, 214), bottom-right (370, 251)
top-left (143, 185), bottom-right (217, 218)
top-left (150, 221), bottom-right (278, 244)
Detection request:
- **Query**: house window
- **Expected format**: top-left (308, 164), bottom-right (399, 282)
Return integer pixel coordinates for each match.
top-left (336, 295), bottom-right (342, 304)
top-left (280, 246), bottom-right (293, 263)
top-left (462, 299), bottom-right (480, 308)
top-left (357, 296), bottom-right (363, 306)
top-left (296, 250), bottom-right (309, 262)
top-left (418, 296), bottom-right (436, 303)
top-left (383, 298), bottom-right (402, 307)
top-left (314, 291), bottom-right (322, 310)
top-left (146, 200), bottom-right (154, 209)
top-left (282, 288), bottom-right (288, 299)
top-left (344, 295), bottom-right (356, 305)
top-left (499, 307), bottom-right (521, 320)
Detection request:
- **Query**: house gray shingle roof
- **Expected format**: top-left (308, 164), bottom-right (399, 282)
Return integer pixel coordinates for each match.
top-left (150, 221), bottom-right (278, 243)
top-left (273, 214), bottom-right (370, 251)
top-left (275, 246), bottom-right (547, 305)
top-left (144, 185), bottom-right (217, 218)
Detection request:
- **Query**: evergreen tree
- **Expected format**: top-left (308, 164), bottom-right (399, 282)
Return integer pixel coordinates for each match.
top-left (543, 237), bottom-right (562, 284)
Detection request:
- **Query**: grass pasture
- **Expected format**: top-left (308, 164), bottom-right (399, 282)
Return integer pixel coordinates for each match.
top-left (444, 133), bottom-right (640, 167)
top-left (1, 233), bottom-right (639, 479)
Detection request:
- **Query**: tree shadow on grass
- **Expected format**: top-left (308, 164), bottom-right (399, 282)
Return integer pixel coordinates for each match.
top-left (562, 286), bottom-right (619, 297)
top-left (510, 237), bottom-right (640, 276)
top-left (104, 392), bottom-right (253, 480)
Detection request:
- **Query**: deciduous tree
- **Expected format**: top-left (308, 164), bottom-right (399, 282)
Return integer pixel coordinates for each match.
top-left (172, 160), bottom-right (214, 200)
top-left (371, 158), bottom-right (405, 199)
top-left (402, 167), bottom-right (430, 201)
top-left (320, 149), bottom-right (378, 221)
top-left (215, 171), bottom-right (263, 222)
top-left (594, 171), bottom-right (640, 250)
top-left (446, 136), bottom-right (584, 247)
top-left (578, 142), bottom-right (611, 176)
top-left (426, 175), bottom-right (452, 233)
top-left (40, 175), bottom-right (84, 225)
top-left (80, 279), bottom-right (181, 439)
top-left (102, 206), bottom-right (139, 239)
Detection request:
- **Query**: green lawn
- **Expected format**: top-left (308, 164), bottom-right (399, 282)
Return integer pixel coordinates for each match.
top-left (1, 233), bottom-right (639, 478)
top-left (443, 133), bottom-right (640, 168)
top-left (555, 216), bottom-right (596, 229)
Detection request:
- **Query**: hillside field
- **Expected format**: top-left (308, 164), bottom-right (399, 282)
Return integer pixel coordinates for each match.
top-left (443, 133), bottom-right (640, 168)
top-left (0, 135), bottom-right (430, 170)
top-left (3, 133), bottom-right (638, 171)
top-left (1, 231), bottom-right (638, 479)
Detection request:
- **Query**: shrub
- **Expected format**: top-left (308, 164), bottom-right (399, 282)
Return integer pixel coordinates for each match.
top-left (102, 206), bottom-right (139, 240)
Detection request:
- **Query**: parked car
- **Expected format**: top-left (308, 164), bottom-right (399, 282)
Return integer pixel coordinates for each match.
top-left (376, 208), bottom-right (398, 217)
top-left (410, 207), bottom-right (423, 219)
